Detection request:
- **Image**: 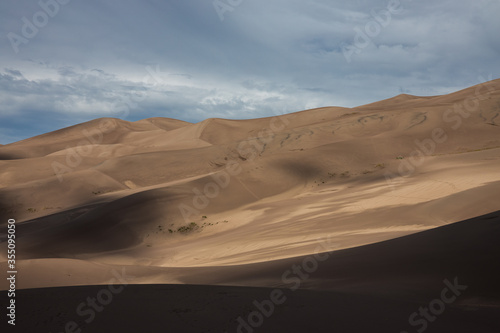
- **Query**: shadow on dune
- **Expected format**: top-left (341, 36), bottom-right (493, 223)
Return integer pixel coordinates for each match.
top-left (183, 210), bottom-right (500, 303)
top-left (15, 190), bottom-right (187, 256)
top-left (5, 210), bottom-right (500, 332)
top-left (0, 193), bottom-right (19, 227)
top-left (273, 159), bottom-right (324, 181)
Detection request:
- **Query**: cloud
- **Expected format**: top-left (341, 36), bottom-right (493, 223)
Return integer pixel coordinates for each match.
top-left (4, 68), bottom-right (24, 78)
top-left (0, 0), bottom-right (499, 143)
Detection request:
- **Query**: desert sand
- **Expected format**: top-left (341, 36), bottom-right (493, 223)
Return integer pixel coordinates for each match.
top-left (1, 79), bottom-right (499, 332)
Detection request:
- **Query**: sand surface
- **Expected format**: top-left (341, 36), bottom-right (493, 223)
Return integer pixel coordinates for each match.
top-left (0, 79), bottom-right (499, 332)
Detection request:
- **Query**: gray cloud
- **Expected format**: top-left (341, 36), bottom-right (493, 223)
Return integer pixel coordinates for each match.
top-left (0, 0), bottom-right (499, 143)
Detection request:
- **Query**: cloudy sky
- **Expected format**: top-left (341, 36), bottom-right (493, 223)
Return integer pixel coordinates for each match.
top-left (1, 0), bottom-right (499, 144)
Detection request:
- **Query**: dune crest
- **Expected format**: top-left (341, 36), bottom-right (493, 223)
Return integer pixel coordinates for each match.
top-left (0, 79), bottom-right (500, 291)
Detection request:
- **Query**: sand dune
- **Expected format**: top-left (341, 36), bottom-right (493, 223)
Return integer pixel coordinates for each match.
top-left (2, 210), bottom-right (499, 332)
top-left (0, 79), bottom-right (499, 331)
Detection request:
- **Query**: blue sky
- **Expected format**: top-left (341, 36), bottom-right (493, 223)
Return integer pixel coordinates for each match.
top-left (1, 0), bottom-right (499, 144)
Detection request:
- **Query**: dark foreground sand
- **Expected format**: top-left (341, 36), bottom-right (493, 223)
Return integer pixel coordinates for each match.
top-left (5, 283), bottom-right (498, 333)
top-left (3, 210), bottom-right (499, 332)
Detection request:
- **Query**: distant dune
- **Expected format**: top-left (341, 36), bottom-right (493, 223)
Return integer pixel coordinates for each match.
top-left (0, 79), bottom-right (499, 332)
